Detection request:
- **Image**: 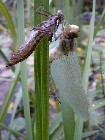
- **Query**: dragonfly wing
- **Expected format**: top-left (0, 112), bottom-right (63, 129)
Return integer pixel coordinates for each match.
top-left (51, 51), bottom-right (90, 120)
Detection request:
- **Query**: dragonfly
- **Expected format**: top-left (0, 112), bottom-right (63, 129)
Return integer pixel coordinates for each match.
top-left (6, 4), bottom-right (65, 67)
top-left (49, 24), bottom-right (90, 120)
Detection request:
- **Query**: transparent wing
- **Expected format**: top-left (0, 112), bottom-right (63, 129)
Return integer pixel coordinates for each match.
top-left (51, 51), bottom-right (90, 120)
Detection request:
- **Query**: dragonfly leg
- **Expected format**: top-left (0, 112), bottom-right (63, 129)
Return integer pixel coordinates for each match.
top-left (49, 82), bottom-right (61, 104)
top-left (49, 64), bottom-right (61, 104)
top-left (36, 6), bottom-right (48, 17)
top-left (48, 33), bottom-right (53, 42)
top-left (40, 0), bottom-right (52, 15)
top-left (31, 26), bottom-right (44, 31)
top-left (36, 1), bottom-right (52, 17)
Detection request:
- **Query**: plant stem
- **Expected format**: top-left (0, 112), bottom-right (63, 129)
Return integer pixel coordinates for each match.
top-left (34, 0), bottom-right (49, 140)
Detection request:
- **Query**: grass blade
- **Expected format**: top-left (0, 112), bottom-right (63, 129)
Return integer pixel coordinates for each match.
top-left (74, 0), bottom-right (96, 140)
top-left (50, 123), bottom-right (63, 140)
top-left (34, 1), bottom-right (42, 139)
top-left (94, 9), bottom-right (105, 39)
top-left (0, 66), bottom-right (20, 123)
top-left (0, 1), bottom-right (17, 51)
top-left (0, 123), bottom-right (26, 139)
top-left (49, 113), bottom-right (63, 139)
top-left (17, 1), bottom-right (33, 140)
top-left (60, 95), bottom-right (75, 140)
top-left (41, 1), bottom-right (49, 139)
top-left (82, 0), bottom-right (95, 92)
top-left (82, 130), bottom-right (100, 138)
top-left (50, 113), bottom-right (62, 135)
top-left (34, 0), bottom-right (49, 140)
top-left (0, 49), bottom-right (15, 72)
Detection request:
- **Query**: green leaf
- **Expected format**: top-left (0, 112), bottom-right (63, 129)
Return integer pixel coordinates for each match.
top-left (74, 0), bottom-right (96, 140)
top-left (7, 88), bottom-right (23, 138)
top-left (17, 1), bottom-right (33, 140)
top-left (50, 113), bottom-right (63, 135)
top-left (60, 96), bottom-right (75, 140)
top-left (94, 9), bottom-right (105, 39)
top-left (49, 113), bottom-right (63, 140)
top-left (0, 123), bottom-right (26, 139)
top-left (90, 98), bottom-right (105, 111)
top-left (34, 1), bottom-right (42, 139)
top-left (34, 0), bottom-right (49, 140)
top-left (82, 130), bottom-right (100, 138)
top-left (0, 1), bottom-right (17, 51)
top-left (0, 66), bottom-right (20, 123)
top-left (50, 123), bottom-right (63, 140)
top-left (0, 49), bottom-right (15, 72)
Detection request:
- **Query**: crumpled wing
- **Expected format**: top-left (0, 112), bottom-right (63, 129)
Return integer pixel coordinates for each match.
top-left (50, 51), bottom-right (90, 120)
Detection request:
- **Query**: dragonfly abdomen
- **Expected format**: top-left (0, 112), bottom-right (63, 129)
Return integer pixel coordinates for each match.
top-left (6, 10), bottom-right (65, 67)
top-left (6, 31), bottom-right (46, 67)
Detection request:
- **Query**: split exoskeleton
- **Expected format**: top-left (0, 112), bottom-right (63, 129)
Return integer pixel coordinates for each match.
top-left (6, 7), bottom-right (65, 67)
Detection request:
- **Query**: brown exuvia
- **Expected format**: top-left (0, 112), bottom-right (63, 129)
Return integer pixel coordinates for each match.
top-left (6, 10), bottom-right (64, 67)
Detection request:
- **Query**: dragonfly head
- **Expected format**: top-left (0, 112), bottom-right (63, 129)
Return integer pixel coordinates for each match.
top-left (64, 25), bottom-right (79, 39)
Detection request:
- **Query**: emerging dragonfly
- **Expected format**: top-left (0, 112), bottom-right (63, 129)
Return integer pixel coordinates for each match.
top-left (6, 5), bottom-right (64, 67)
top-left (49, 24), bottom-right (90, 120)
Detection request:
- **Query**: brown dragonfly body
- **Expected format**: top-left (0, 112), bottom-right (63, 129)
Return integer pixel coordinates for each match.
top-left (6, 10), bottom-right (64, 67)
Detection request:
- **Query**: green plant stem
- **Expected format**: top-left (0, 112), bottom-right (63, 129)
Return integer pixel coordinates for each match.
top-left (34, 1), bottom-right (42, 139)
top-left (41, 2), bottom-right (49, 140)
top-left (17, 1), bottom-right (33, 140)
top-left (34, 1), bottom-right (49, 140)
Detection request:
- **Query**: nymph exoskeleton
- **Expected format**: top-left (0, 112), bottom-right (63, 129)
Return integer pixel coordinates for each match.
top-left (6, 4), bottom-right (65, 67)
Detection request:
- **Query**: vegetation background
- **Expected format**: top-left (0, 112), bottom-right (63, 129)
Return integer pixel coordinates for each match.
top-left (0, 0), bottom-right (105, 140)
